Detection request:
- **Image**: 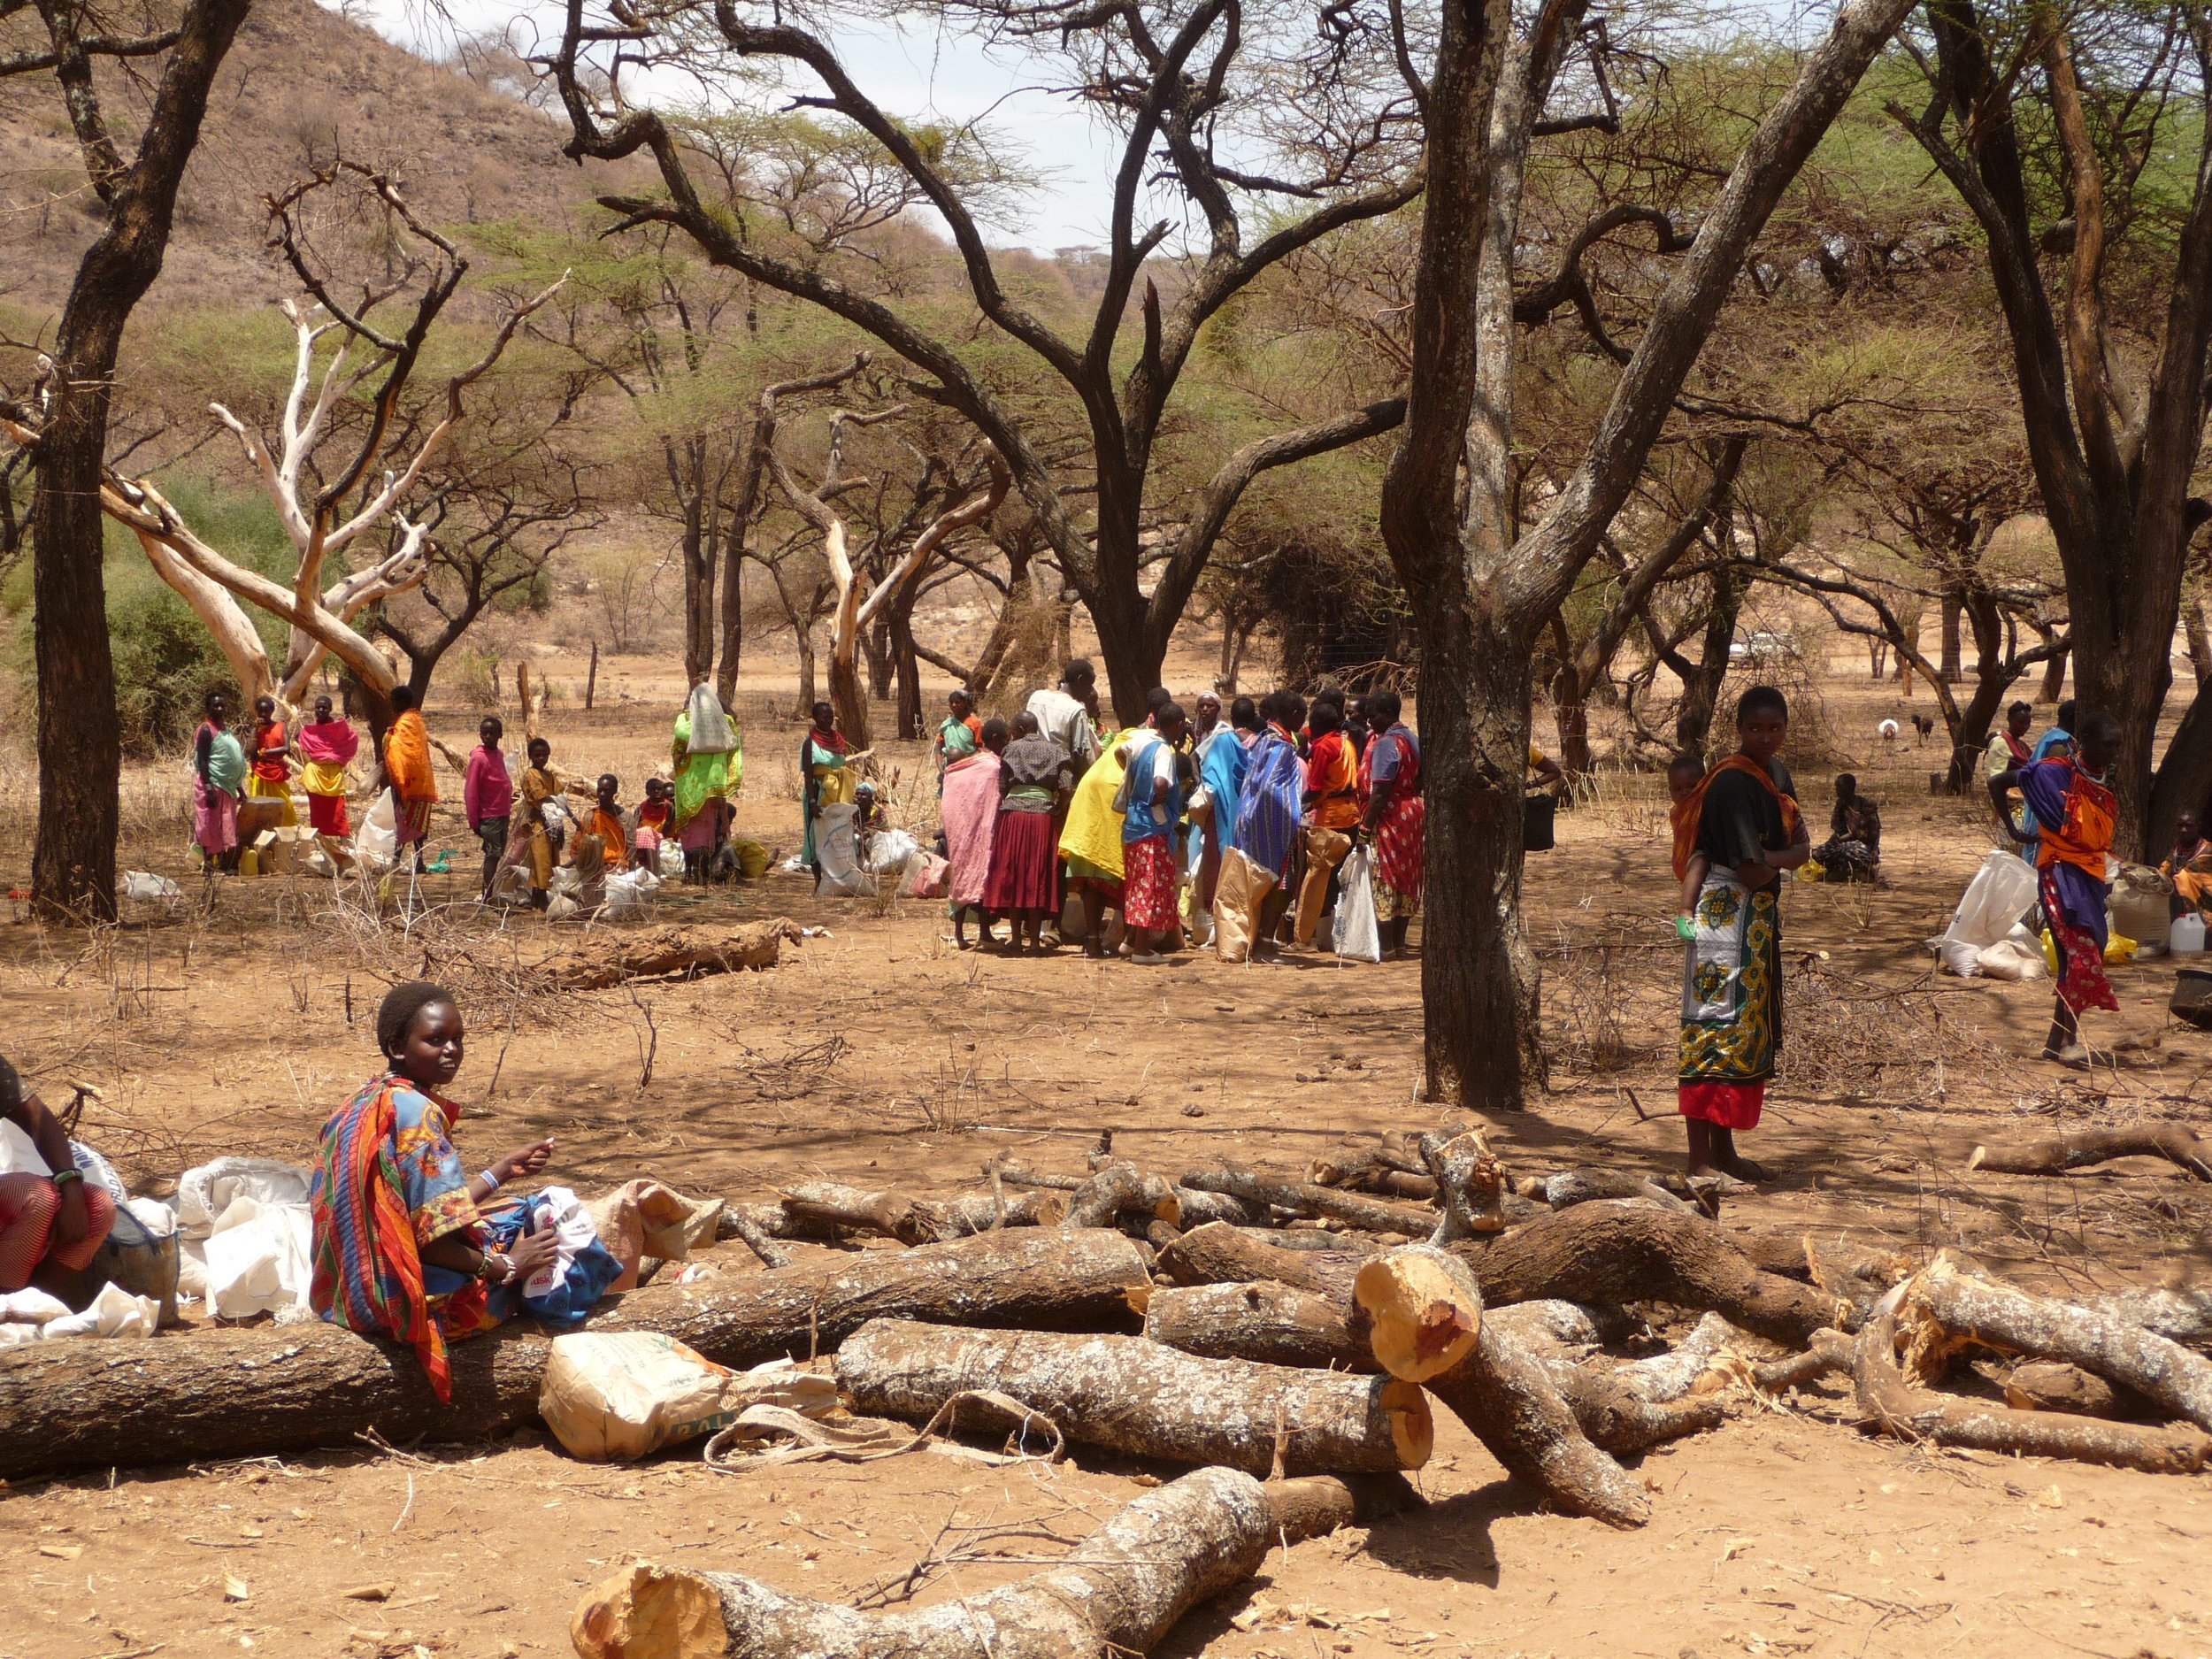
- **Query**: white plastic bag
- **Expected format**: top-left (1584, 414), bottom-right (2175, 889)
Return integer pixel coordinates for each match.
top-left (200, 1193), bottom-right (313, 1317)
top-left (176, 1157), bottom-right (314, 1236)
top-left (813, 803), bottom-right (875, 896)
top-left (657, 841), bottom-right (687, 879)
top-left (122, 870), bottom-right (181, 902)
top-left (538, 1333), bottom-right (838, 1462)
top-left (1936, 849), bottom-right (2039, 956)
top-left (354, 789), bottom-right (398, 867)
top-left (603, 866), bottom-right (661, 918)
top-left (1332, 844), bottom-right (1384, 964)
top-left (864, 828), bottom-right (921, 875)
top-left (0, 1283), bottom-right (158, 1344)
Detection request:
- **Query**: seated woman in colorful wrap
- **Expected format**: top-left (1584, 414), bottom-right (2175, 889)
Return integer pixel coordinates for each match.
top-left (309, 982), bottom-right (565, 1400)
top-left (2162, 810), bottom-right (2212, 919)
top-left (1999, 710), bottom-right (2123, 1066)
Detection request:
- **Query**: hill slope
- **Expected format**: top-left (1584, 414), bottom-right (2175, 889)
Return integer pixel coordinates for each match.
top-left (0, 0), bottom-right (626, 318)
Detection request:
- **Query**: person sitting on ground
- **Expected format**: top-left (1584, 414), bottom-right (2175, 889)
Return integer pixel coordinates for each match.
top-left (986, 711), bottom-right (1077, 956)
top-left (2000, 710), bottom-right (2123, 1064)
top-left (464, 717), bottom-right (513, 902)
top-left (297, 695), bottom-right (358, 856)
top-left (248, 695), bottom-right (298, 827)
top-left (382, 686), bottom-right (439, 872)
top-left (0, 1057), bottom-right (116, 1295)
top-left (581, 774), bottom-right (632, 872)
top-left (2164, 810), bottom-right (2212, 918)
top-left (193, 690), bottom-right (247, 875)
top-left (1812, 773), bottom-right (1882, 882)
top-left (634, 778), bottom-right (673, 864)
top-left (309, 983), bottom-right (559, 1401)
top-left (1121, 701), bottom-right (1189, 964)
top-left (1666, 752), bottom-right (1710, 933)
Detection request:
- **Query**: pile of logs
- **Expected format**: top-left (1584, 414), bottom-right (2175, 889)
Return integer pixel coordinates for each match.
top-left (4, 1125), bottom-right (2208, 1659)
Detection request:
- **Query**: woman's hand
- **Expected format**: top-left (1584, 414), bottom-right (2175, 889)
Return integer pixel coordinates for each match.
top-left (50, 1179), bottom-right (90, 1248)
top-left (495, 1138), bottom-right (555, 1185)
top-left (504, 1226), bottom-right (563, 1283)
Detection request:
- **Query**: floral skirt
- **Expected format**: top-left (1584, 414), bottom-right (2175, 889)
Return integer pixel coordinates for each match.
top-left (1678, 875), bottom-right (1781, 1125)
top-left (1122, 834), bottom-right (1179, 932)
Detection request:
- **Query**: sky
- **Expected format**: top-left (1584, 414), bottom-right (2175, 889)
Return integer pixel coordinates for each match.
top-left (350, 0), bottom-right (1130, 252)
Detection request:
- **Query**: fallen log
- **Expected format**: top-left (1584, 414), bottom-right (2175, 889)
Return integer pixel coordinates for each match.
top-left (1144, 1280), bottom-right (1376, 1371)
top-left (1904, 1254), bottom-right (2212, 1432)
top-left (1967, 1124), bottom-right (2212, 1181)
top-left (1065, 1161), bottom-right (1181, 1230)
top-left (835, 1318), bottom-right (1432, 1477)
top-left (535, 920), bottom-right (799, 990)
top-left (2085, 1285), bottom-right (2212, 1348)
top-left (780, 1182), bottom-right (1064, 1245)
top-left (1459, 1202), bottom-right (1840, 1344)
top-left (573, 1467), bottom-right (1362, 1659)
top-left (1158, 1223), bottom-right (1370, 1298)
top-left (1184, 1165), bottom-right (1435, 1236)
top-left (1851, 1299), bottom-right (2212, 1474)
top-left (1539, 1358), bottom-right (1732, 1456)
top-left (2001, 1360), bottom-right (2129, 1417)
top-left (1355, 1245), bottom-right (1648, 1527)
top-left (1744, 1329), bottom-right (1855, 1394)
top-left (1172, 1187), bottom-right (1265, 1227)
top-left (724, 1208), bottom-right (794, 1270)
top-left (1310, 1148), bottom-right (1440, 1202)
top-left (1529, 1168), bottom-right (1696, 1215)
top-left (0, 1229), bottom-right (1151, 1483)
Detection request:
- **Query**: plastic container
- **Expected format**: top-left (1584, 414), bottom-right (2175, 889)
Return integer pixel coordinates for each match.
top-left (2172, 913), bottom-right (2207, 956)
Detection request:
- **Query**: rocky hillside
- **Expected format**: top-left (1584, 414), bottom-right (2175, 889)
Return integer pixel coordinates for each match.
top-left (0, 0), bottom-right (628, 317)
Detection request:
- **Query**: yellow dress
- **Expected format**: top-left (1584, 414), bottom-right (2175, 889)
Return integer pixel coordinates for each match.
top-left (1058, 729), bottom-right (1145, 881)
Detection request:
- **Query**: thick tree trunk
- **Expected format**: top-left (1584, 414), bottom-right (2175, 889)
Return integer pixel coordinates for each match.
top-left (27, 0), bottom-right (253, 923)
top-left (679, 484), bottom-right (714, 691)
top-left (716, 543), bottom-right (746, 708)
top-left (532, 921), bottom-right (798, 989)
top-left (1967, 1124), bottom-right (2211, 1180)
top-left (779, 1181), bottom-right (1066, 1244)
top-left (1087, 572), bottom-right (1166, 726)
top-left (2190, 600), bottom-right (2212, 683)
top-left (1939, 592), bottom-right (1963, 681)
top-left (834, 1318), bottom-right (1433, 1475)
top-left (1144, 1280), bottom-right (1378, 1371)
top-left (888, 589), bottom-right (926, 740)
top-left (572, 1467), bottom-right (1356, 1659)
top-left (1416, 607), bottom-right (1545, 1108)
top-left (2039, 642), bottom-right (2069, 703)
top-left (0, 1228), bottom-right (1152, 1482)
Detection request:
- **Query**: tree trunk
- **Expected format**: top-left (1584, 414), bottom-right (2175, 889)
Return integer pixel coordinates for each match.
top-left (0, 1227), bottom-right (1153, 1483)
top-left (27, 0), bottom-right (253, 923)
top-left (834, 1318), bottom-right (1432, 1475)
top-left (1089, 573), bottom-right (1166, 726)
top-left (1946, 595), bottom-right (2016, 791)
top-left (679, 482), bottom-right (714, 691)
top-left (2039, 642), bottom-right (2069, 703)
top-left (717, 546), bottom-right (746, 709)
top-left (864, 612), bottom-right (896, 701)
top-left (1550, 661), bottom-right (1593, 777)
top-left (1143, 1280), bottom-right (1378, 1371)
top-left (795, 624), bottom-right (818, 714)
top-left (2190, 600), bottom-right (2212, 683)
top-left (532, 920), bottom-right (797, 989)
top-left (1939, 591), bottom-right (1964, 681)
top-left (888, 586), bottom-right (926, 740)
top-left (779, 1181), bottom-right (1066, 1244)
top-left (572, 1467), bottom-right (1352, 1659)
top-left (1416, 610), bottom-right (1544, 1108)
top-left (1674, 565), bottom-right (1747, 752)
top-left (1180, 1165), bottom-right (1437, 1235)
top-left (1967, 1123), bottom-right (2211, 1180)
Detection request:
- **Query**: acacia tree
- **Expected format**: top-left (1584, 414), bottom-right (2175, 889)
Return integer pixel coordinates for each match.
top-left (1901, 0), bottom-right (2212, 851)
top-left (544, 0), bottom-right (1414, 721)
top-left (2, 0), bottom-right (252, 921)
top-left (1379, 0), bottom-right (1918, 1110)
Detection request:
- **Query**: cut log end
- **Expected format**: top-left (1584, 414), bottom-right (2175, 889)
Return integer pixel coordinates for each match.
top-left (573, 1563), bottom-right (726, 1659)
top-left (1354, 1248), bottom-right (1480, 1383)
top-left (1382, 1377), bottom-right (1436, 1467)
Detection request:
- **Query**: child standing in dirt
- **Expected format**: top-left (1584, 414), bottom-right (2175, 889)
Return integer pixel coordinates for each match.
top-left (464, 717), bottom-right (513, 901)
top-left (634, 779), bottom-right (673, 865)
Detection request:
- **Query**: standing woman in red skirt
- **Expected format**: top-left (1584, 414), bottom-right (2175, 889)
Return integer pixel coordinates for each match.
top-left (985, 712), bottom-right (1078, 955)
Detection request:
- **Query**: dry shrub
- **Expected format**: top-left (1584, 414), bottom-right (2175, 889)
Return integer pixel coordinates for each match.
top-left (980, 586), bottom-right (1071, 718)
top-left (1537, 915), bottom-right (1674, 1073)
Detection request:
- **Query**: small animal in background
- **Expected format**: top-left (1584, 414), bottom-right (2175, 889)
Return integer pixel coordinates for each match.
top-left (1878, 718), bottom-right (1901, 742)
top-left (1912, 712), bottom-right (1935, 742)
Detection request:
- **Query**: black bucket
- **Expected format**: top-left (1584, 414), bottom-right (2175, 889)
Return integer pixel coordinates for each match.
top-left (2173, 967), bottom-right (2212, 1030)
top-left (1523, 791), bottom-right (1556, 853)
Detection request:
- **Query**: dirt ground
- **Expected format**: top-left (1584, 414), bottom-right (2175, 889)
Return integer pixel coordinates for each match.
top-left (4, 641), bottom-right (2210, 1659)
